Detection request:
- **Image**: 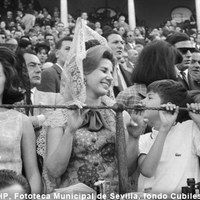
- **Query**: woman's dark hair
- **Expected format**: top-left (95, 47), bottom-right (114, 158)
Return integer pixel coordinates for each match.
top-left (35, 42), bottom-right (50, 54)
top-left (0, 169), bottom-right (31, 194)
top-left (0, 47), bottom-right (24, 104)
top-left (148, 79), bottom-right (193, 122)
top-left (131, 40), bottom-right (180, 85)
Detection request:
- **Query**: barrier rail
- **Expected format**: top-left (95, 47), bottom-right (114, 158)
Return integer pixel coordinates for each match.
top-left (1, 103), bottom-right (199, 194)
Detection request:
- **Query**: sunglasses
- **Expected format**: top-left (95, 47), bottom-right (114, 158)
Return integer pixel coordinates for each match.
top-left (177, 48), bottom-right (195, 54)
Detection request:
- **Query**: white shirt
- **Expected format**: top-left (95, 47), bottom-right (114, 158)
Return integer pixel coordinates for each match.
top-left (113, 64), bottom-right (127, 91)
top-left (128, 42), bottom-right (135, 49)
top-left (138, 120), bottom-right (200, 194)
top-left (176, 67), bottom-right (189, 83)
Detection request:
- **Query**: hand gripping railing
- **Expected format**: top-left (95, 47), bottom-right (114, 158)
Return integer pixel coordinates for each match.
top-left (0, 103), bottom-right (199, 194)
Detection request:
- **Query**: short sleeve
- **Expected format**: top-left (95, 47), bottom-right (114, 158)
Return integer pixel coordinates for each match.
top-left (139, 133), bottom-right (154, 156)
top-left (44, 109), bottom-right (68, 128)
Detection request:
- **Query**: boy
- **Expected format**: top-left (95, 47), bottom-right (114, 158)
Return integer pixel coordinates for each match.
top-left (132, 80), bottom-right (200, 194)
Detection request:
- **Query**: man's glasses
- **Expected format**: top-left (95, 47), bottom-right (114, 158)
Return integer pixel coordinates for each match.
top-left (177, 47), bottom-right (196, 55)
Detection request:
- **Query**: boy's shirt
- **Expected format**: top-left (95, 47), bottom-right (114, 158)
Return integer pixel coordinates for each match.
top-left (138, 120), bottom-right (200, 194)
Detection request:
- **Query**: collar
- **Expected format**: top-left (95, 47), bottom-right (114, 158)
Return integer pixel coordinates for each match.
top-left (55, 63), bottom-right (63, 71)
top-left (128, 42), bottom-right (135, 46)
top-left (31, 87), bottom-right (36, 94)
top-left (134, 83), bottom-right (147, 98)
top-left (175, 67), bottom-right (188, 78)
top-left (30, 87), bottom-right (36, 104)
top-left (150, 128), bottom-right (159, 139)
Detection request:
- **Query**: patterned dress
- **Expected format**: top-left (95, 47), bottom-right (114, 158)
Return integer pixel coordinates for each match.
top-left (37, 96), bottom-right (119, 194)
top-left (0, 109), bottom-right (23, 174)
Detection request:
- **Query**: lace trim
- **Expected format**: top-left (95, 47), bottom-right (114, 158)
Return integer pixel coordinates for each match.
top-left (43, 109), bottom-right (68, 128)
top-left (37, 125), bottom-right (58, 193)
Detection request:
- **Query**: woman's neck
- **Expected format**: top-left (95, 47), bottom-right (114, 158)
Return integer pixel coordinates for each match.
top-left (85, 96), bottom-right (101, 106)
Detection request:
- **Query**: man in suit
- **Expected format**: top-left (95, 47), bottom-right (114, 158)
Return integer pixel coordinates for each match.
top-left (37, 36), bottom-right (72, 93)
top-left (106, 31), bottom-right (132, 96)
top-left (125, 30), bottom-right (135, 51)
top-left (22, 50), bottom-right (63, 124)
top-left (166, 32), bottom-right (195, 90)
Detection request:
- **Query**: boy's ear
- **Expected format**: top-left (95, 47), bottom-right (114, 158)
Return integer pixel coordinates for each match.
top-left (55, 49), bottom-right (59, 58)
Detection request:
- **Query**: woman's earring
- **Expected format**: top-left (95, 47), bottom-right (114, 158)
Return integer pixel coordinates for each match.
top-left (84, 77), bottom-right (87, 85)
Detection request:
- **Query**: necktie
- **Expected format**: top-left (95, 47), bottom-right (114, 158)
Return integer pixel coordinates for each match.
top-left (180, 71), bottom-right (189, 89)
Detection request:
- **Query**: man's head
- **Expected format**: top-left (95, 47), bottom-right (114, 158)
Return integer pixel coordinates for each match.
top-left (55, 36), bottom-right (72, 66)
top-left (195, 33), bottom-right (200, 45)
top-left (166, 32), bottom-right (195, 71)
top-left (18, 36), bottom-right (32, 51)
top-left (13, 30), bottom-right (22, 41)
top-left (189, 50), bottom-right (200, 83)
top-left (191, 50), bottom-right (200, 69)
top-left (0, 30), bottom-right (6, 44)
top-left (126, 30), bottom-right (135, 43)
top-left (106, 31), bottom-right (124, 60)
top-left (127, 49), bottom-right (138, 65)
top-left (45, 33), bottom-right (55, 46)
top-left (56, 22), bottom-right (64, 33)
top-left (7, 11), bottom-right (13, 19)
top-left (23, 50), bottom-right (41, 88)
top-left (81, 12), bottom-right (88, 20)
top-left (0, 170), bottom-right (31, 199)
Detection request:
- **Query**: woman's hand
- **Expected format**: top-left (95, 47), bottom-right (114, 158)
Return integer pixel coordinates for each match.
top-left (159, 103), bottom-right (179, 132)
top-left (65, 100), bottom-right (87, 133)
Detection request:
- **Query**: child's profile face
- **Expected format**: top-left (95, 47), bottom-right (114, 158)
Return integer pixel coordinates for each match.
top-left (141, 91), bottom-right (162, 125)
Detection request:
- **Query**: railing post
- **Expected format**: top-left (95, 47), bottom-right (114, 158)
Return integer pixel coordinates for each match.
top-left (113, 103), bottom-right (129, 194)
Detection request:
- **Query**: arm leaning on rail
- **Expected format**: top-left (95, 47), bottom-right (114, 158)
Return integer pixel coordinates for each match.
top-left (124, 111), bottom-right (148, 176)
top-left (1, 104), bottom-right (200, 113)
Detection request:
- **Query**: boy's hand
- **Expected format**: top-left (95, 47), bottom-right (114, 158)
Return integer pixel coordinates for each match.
top-left (126, 113), bottom-right (148, 139)
top-left (187, 103), bottom-right (200, 125)
top-left (159, 103), bottom-right (179, 132)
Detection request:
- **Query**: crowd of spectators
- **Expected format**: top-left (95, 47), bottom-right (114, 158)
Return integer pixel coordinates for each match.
top-left (0, 0), bottom-right (200, 197)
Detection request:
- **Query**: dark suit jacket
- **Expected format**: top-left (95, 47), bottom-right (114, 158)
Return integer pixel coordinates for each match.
top-left (177, 75), bottom-right (190, 90)
top-left (113, 64), bottom-right (133, 97)
top-left (37, 64), bottom-right (62, 93)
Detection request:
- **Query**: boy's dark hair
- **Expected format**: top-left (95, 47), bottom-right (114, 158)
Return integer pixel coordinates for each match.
top-left (55, 36), bottom-right (73, 50)
top-left (0, 170), bottom-right (31, 193)
top-left (148, 79), bottom-right (193, 122)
